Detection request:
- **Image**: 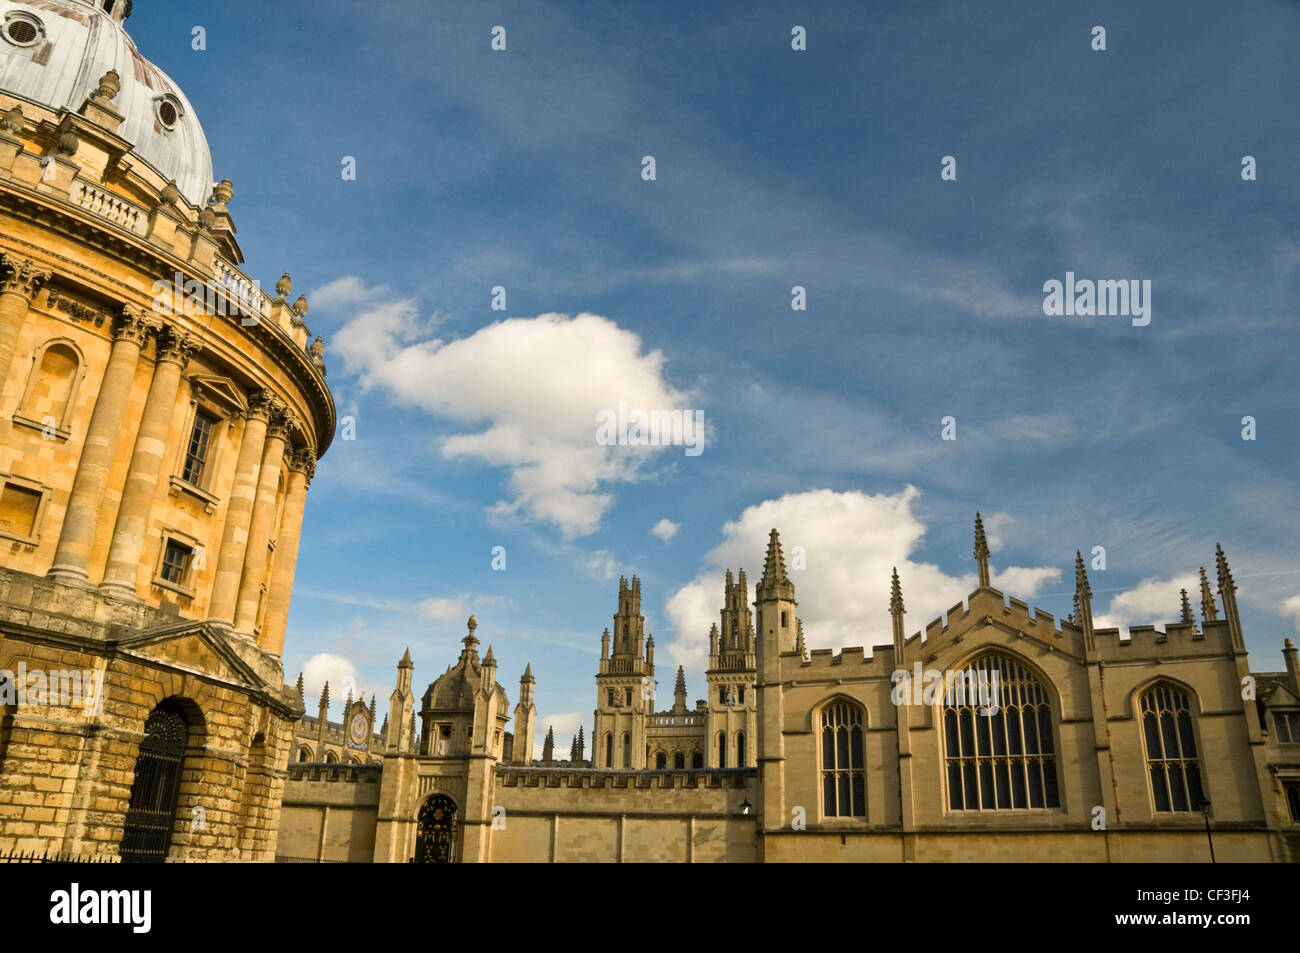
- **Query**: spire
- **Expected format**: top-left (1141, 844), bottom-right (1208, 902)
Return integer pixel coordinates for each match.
top-left (319, 681), bottom-right (330, 713)
top-left (889, 567), bottom-right (904, 617)
top-left (1074, 551), bottom-right (1096, 655)
top-left (762, 529), bottom-right (788, 586)
top-left (541, 725), bottom-right (555, 763)
top-left (1215, 543), bottom-right (1245, 652)
top-left (484, 644), bottom-right (495, 665)
top-left (795, 620), bottom-right (806, 660)
top-left (576, 726), bottom-right (585, 762)
top-left (757, 528), bottom-right (796, 601)
top-left (410, 712), bottom-right (418, 754)
top-left (295, 672), bottom-right (304, 701)
top-left (569, 730), bottom-right (580, 762)
top-left (1179, 589), bottom-right (1193, 624)
top-left (974, 512), bottom-right (991, 589)
top-left (369, 694), bottom-right (377, 723)
top-left (674, 665), bottom-right (687, 698)
top-left (1199, 567), bottom-right (1218, 622)
top-left (522, 663), bottom-right (534, 682)
top-left (380, 713), bottom-right (389, 735)
top-left (398, 647), bottom-right (413, 669)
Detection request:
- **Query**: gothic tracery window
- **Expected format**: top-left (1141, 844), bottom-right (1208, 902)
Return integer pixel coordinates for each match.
top-left (820, 700), bottom-right (865, 817)
top-left (1141, 683), bottom-right (1206, 813)
top-left (943, 654), bottom-right (1060, 811)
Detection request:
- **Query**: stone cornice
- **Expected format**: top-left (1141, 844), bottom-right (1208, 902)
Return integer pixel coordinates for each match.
top-left (0, 182), bottom-right (335, 456)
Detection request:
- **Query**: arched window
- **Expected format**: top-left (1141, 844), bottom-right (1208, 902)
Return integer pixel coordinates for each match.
top-left (1141, 683), bottom-right (1205, 813)
top-left (820, 700), bottom-right (865, 817)
top-left (18, 340), bottom-right (82, 435)
top-left (691, 751), bottom-right (703, 769)
top-left (604, 732), bottom-right (613, 768)
top-left (121, 699), bottom-right (190, 862)
top-left (717, 732), bottom-right (727, 768)
top-left (655, 751), bottom-right (666, 769)
top-left (324, 751), bottom-right (337, 764)
top-left (673, 751), bottom-right (685, 770)
top-left (736, 731), bottom-right (746, 767)
top-left (298, 747), bottom-right (311, 762)
top-left (943, 654), bottom-right (1059, 811)
top-left (622, 732), bottom-right (631, 768)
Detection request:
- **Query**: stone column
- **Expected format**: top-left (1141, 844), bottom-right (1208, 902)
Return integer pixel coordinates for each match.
top-left (100, 327), bottom-right (198, 593)
top-left (207, 393), bottom-right (275, 625)
top-left (232, 406), bottom-right (292, 633)
top-left (259, 445), bottom-right (315, 656)
top-left (0, 252), bottom-right (51, 393)
top-left (50, 306), bottom-right (157, 580)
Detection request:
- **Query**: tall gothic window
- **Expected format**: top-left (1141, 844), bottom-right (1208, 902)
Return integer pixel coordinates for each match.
top-left (717, 732), bottom-right (727, 768)
top-left (820, 701), bottom-right (865, 817)
top-left (673, 751), bottom-right (685, 769)
top-left (655, 751), bottom-right (666, 769)
top-left (1141, 683), bottom-right (1206, 813)
top-left (736, 731), bottom-right (746, 767)
top-left (604, 732), bottom-right (613, 768)
top-left (943, 654), bottom-right (1059, 811)
top-left (621, 732), bottom-right (631, 768)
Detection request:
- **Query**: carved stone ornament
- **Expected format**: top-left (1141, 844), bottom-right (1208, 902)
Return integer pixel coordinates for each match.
top-left (158, 180), bottom-right (180, 207)
top-left (0, 105), bottom-right (24, 135)
top-left (288, 446), bottom-right (317, 483)
top-left (0, 253), bottom-right (52, 301)
top-left (46, 287), bottom-right (106, 326)
top-left (114, 305), bottom-right (161, 346)
top-left (56, 131), bottom-right (79, 156)
top-left (156, 327), bottom-right (200, 368)
top-left (275, 273), bottom-right (292, 298)
top-left (94, 69), bottom-right (121, 102)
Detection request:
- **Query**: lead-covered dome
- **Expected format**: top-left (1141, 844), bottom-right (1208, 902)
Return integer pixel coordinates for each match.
top-left (0, 0), bottom-right (213, 205)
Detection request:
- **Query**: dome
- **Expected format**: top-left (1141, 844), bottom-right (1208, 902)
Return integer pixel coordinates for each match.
top-left (0, 0), bottom-right (214, 205)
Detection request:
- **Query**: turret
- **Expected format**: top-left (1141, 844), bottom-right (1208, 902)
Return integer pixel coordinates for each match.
top-left (755, 529), bottom-right (797, 652)
top-left (386, 647), bottom-right (414, 752)
top-left (513, 664), bottom-right (536, 765)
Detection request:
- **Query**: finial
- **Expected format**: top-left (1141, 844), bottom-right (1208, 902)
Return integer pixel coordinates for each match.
top-left (276, 273), bottom-right (292, 298)
top-left (293, 294), bottom-right (308, 317)
top-left (212, 178), bottom-right (234, 206)
top-left (889, 567), bottom-right (904, 616)
top-left (522, 662), bottom-right (533, 682)
top-left (94, 69), bottom-right (121, 102)
top-left (1215, 543), bottom-right (1235, 593)
top-left (795, 620), bottom-right (807, 660)
top-left (1074, 550), bottom-right (1091, 598)
top-left (484, 644), bottom-right (495, 664)
top-left (0, 105), bottom-right (23, 134)
top-left (319, 680), bottom-right (330, 709)
top-left (1179, 589), bottom-right (1193, 624)
top-left (974, 512), bottom-right (991, 588)
top-left (674, 665), bottom-right (686, 697)
top-left (1199, 567), bottom-right (1218, 622)
top-left (295, 672), bottom-right (304, 701)
top-left (467, 615), bottom-right (478, 632)
top-left (399, 647), bottom-right (413, 668)
top-left (158, 179), bottom-right (179, 207)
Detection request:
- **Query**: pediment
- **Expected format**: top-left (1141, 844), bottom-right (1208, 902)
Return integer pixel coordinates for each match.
top-left (1264, 682), bottom-right (1300, 708)
top-left (115, 621), bottom-right (264, 691)
top-left (188, 375), bottom-right (247, 415)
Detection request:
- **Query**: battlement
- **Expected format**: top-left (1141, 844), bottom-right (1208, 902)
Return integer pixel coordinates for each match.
top-left (496, 765), bottom-right (754, 791)
top-left (286, 762), bottom-right (383, 784)
top-left (1097, 618), bottom-right (1232, 659)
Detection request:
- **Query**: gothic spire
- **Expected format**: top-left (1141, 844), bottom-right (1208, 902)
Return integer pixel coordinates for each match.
top-left (1074, 551), bottom-right (1096, 654)
top-left (295, 672), bottom-right (304, 701)
top-left (890, 567), bottom-right (904, 617)
top-left (674, 665), bottom-right (686, 698)
top-left (319, 681), bottom-right (329, 712)
top-left (1199, 567), bottom-right (1218, 622)
top-left (541, 725), bottom-right (555, 763)
top-left (974, 512), bottom-right (991, 589)
top-left (1179, 589), bottom-right (1193, 624)
top-left (762, 529), bottom-right (788, 585)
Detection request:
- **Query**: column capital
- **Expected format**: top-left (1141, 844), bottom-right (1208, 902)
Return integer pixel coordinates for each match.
top-left (266, 403), bottom-right (297, 440)
top-left (114, 305), bottom-right (160, 346)
top-left (156, 326), bottom-right (200, 370)
top-left (245, 389), bottom-right (278, 422)
top-left (287, 446), bottom-right (317, 483)
top-left (0, 252), bottom-right (52, 302)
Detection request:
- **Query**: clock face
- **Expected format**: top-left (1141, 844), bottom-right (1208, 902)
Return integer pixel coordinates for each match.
top-left (349, 713), bottom-right (368, 745)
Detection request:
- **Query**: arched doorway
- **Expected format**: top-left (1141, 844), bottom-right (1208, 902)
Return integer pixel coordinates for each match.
top-left (121, 699), bottom-right (190, 862)
top-left (413, 794), bottom-right (459, 863)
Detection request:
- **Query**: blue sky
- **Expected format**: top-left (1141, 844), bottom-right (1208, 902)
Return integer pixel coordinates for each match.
top-left (131, 1), bottom-right (1300, 752)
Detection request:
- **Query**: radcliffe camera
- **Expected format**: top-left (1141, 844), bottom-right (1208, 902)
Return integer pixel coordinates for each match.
top-left (0, 0), bottom-right (1292, 940)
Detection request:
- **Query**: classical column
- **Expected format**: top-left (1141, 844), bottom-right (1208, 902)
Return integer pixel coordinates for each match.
top-left (100, 327), bottom-right (199, 593)
top-left (50, 306), bottom-right (157, 580)
top-left (259, 445), bottom-right (315, 656)
top-left (232, 405), bottom-right (292, 633)
top-left (0, 252), bottom-right (51, 392)
top-left (207, 392), bottom-right (275, 625)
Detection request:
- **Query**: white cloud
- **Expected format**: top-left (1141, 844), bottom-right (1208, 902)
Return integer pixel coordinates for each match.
top-left (981, 511), bottom-right (1014, 553)
top-left (1278, 594), bottom-right (1300, 632)
top-left (418, 597), bottom-right (468, 623)
top-left (323, 277), bottom-right (697, 538)
top-left (302, 653), bottom-right (360, 711)
top-left (1094, 574), bottom-right (1199, 630)
top-left (577, 549), bottom-right (622, 582)
top-left (651, 518), bottom-right (679, 542)
top-left (533, 711), bottom-right (585, 759)
top-left (992, 565), bottom-right (1061, 595)
top-left (663, 487), bottom-right (1059, 673)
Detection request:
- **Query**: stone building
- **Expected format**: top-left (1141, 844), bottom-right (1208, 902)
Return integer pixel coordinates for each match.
top-left (0, 0), bottom-right (333, 860)
top-left (278, 521), bottom-right (1300, 863)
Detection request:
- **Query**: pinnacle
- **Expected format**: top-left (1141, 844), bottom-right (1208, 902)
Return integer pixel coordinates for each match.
top-left (974, 512), bottom-right (990, 559)
top-left (889, 567), bottom-right (904, 615)
top-left (761, 528), bottom-right (788, 586)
